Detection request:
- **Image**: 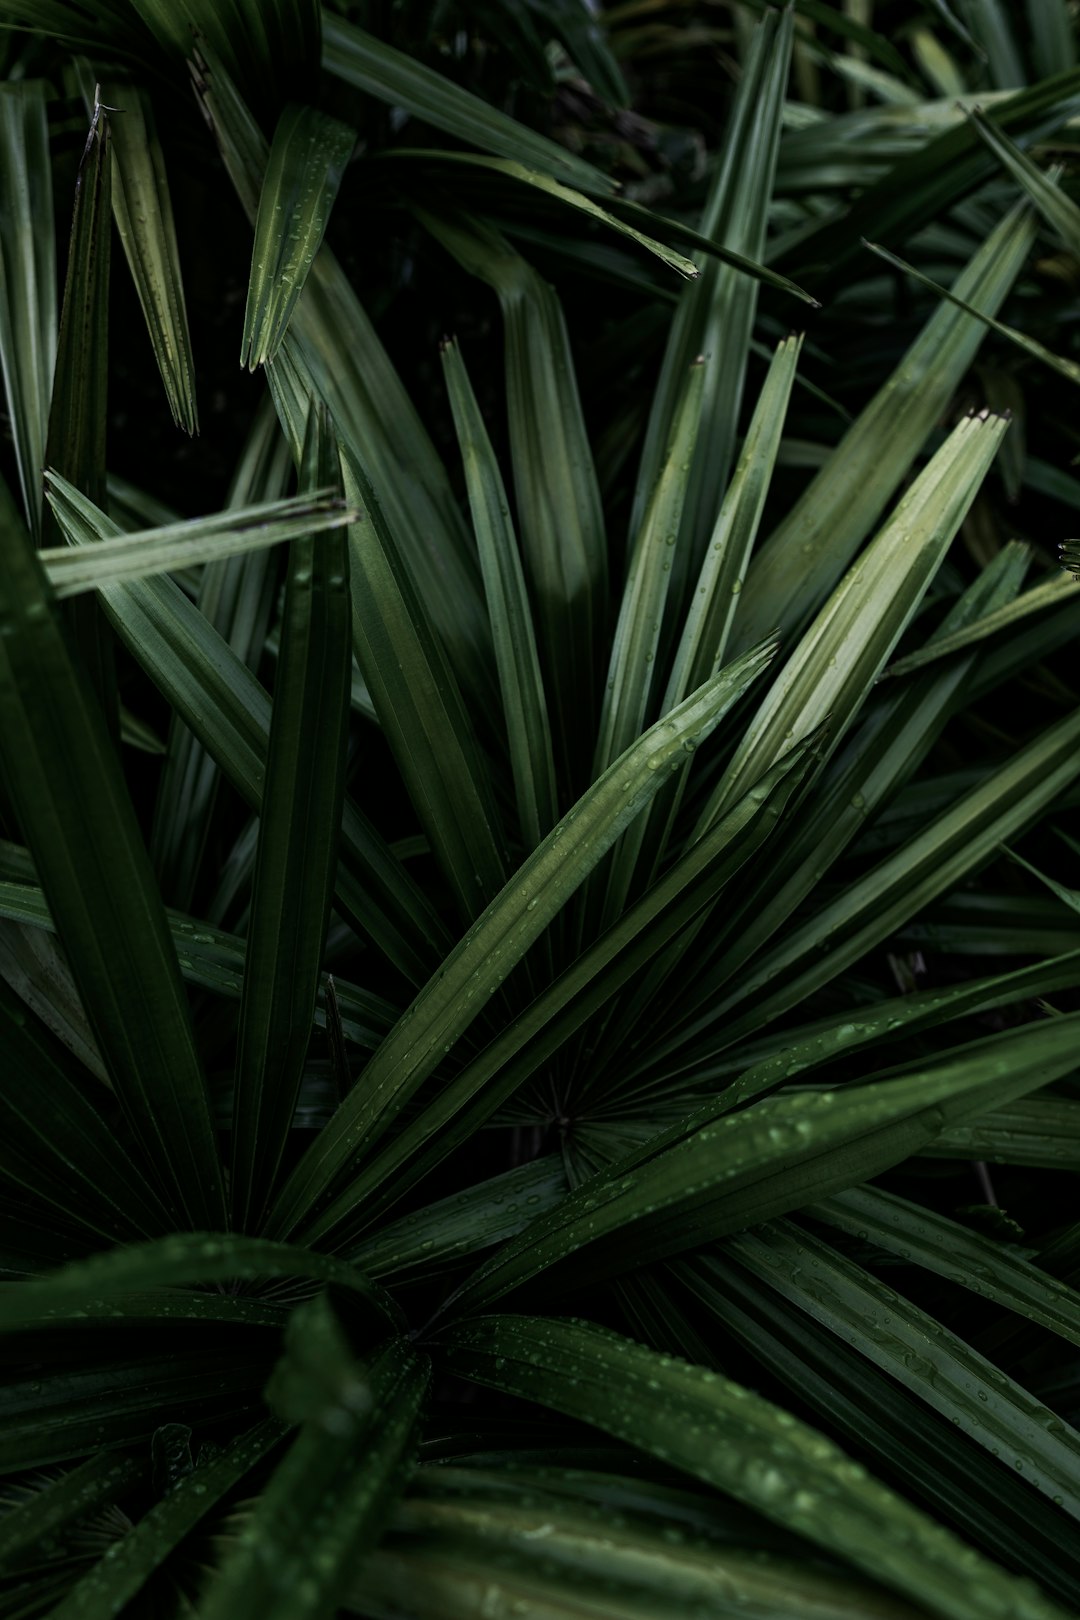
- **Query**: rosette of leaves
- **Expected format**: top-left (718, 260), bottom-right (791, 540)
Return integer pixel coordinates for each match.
top-left (4, 4), bottom-right (1080, 1619)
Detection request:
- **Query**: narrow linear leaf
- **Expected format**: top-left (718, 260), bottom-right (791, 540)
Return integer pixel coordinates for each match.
top-left (0, 1450), bottom-right (146, 1572)
top-left (595, 359), bottom-right (707, 779)
top-left (0, 507), bottom-right (225, 1228)
top-left (321, 11), bottom-right (614, 193)
top-left (664, 333), bottom-right (803, 709)
top-left (193, 46), bottom-right (495, 717)
top-left (42, 478), bottom-right (356, 595)
top-left (242, 103), bottom-right (356, 369)
top-left (0, 972), bottom-right (175, 1242)
top-left (82, 68), bottom-right (198, 433)
top-left (777, 65), bottom-right (1080, 284)
top-left (232, 409), bottom-right (352, 1228)
top-left (651, 541), bottom-right (1038, 1060)
top-left (674, 1252), bottom-right (1080, 1613)
top-left (356, 1471), bottom-right (924, 1620)
top-left (388, 150), bottom-right (696, 279)
top-left (301, 734), bottom-right (811, 1252)
top-left (734, 199), bottom-right (1037, 651)
top-left (919, 1096), bottom-right (1080, 1170)
top-left (965, 106), bottom-right (1080, 253)
top-left (1, 1350), bottom-right (270, 1472)
top-left (264, 644), bottom-right (777, 1242)
top-left (47, 1421), bottom-right (286, 1620)
top-left (885, 571), bottom-right (1076, 676)
top-left (127, 0), bottom-right (322, 113)
top-left (416, 206), bottom-right (606, 794)
top-left (866, 238), bottom-right (1080, 388)
top-left (813, 1186), bottom-right (1080, 1351)
top-left (704, 704), bottom-right (1080, 1048)
top-left (1028, 0), bottom-right (1077, 80)
top-left (43, 472), bottom-right (452, 984)
top-left (719, 947), bottom-right (1080, 1112)
top-left (443, 1015), bottom-right (1080, 1314)
top-left (441, 336), bottom-right (557, 851)
top-left (0, 82), bottom-right (56, 539)
top-left (708, 409), bottom-right (1007, 825)
top-left (43, 95), bottom-right (114, 721)
top-left (200, 1318), bottom-right (429, 1620)
top-left (340, 441), bottom-right (508, 924)
top-left (631, 7), bottom-right (793, 571)
top-left (0, 871), bottom-right (397, 1050)
top-left (149, 394), bottom-right (290, 911)
top-left (729, 1220), bottom-right (1080, 1519)
top-left (0, 1232), bottom-right (402, 1334)
top-left (350, 1157), bottom-right (568, 1282)
top-left (439, 1316), bottom-right (1068, 1620)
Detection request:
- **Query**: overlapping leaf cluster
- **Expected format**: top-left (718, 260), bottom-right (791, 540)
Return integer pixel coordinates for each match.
top-left (2, 3), bottom-right (1080, 1618)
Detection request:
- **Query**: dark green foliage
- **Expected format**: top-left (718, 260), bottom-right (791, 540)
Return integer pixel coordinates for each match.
top-left (3, 4), bottom-right (1080, 1618)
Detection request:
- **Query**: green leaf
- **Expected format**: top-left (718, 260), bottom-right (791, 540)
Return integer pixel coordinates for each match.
top-left (664, 333), bottom-right (803, 709)
top-left (955, 0), bottom-right (1024, 88)
top-left (705, 703), bottom-right (1080, 1048)
top-left (351, 1157), bottom-right (568, 1282)
top-left (193, 47), bottom-right (495, 716)
top-left (0, 972), bottom-right (174, 1243)
top-left (242, 103), bottom-right (355, 369)
top-left (1, 1349), bottom-right (270, 1471)
top-left (965, 107), bottom-right (1080, 253)
top-left (357, 1466), bottom-right (925, 1620)
top-left (707, 409), bottom-right (1007, 825)
top-left (442, 1014), bottom-right (1080, 1313)
top-left (305, 738), bottom-right (812, 1251)
top-left (734, 199), bottom-right (1037, 651)
top-left (0, 911), bottom-right (106, 1082)
top-left (674, 1252), bottom-right (1080, 1612)
top-left (865, 239), bottom-right (1080, 389)
top-left (80, 69), bottom-right (198, 434)
top-left (148, 394), bottom-right (290, 911)
top-left (884, 571), bottom-right (1076, 676)
top-left (43, 472), bottom-right (451, 985)
top-left (0, 1450), bottom-right (146, 1572)
top-left (441, 336), bottom-right (557, 852)
top-left (0, 1232), bottom-right (402, 1334)
top-left (779, 65), bottom-right (1080, 284)
top-left (920, 1096), bottom-right (1080, 1170)
top-left (660, 542), bottom-right (1038, 1052)
top-left (389, 150), bottom-right (696, 279)
top-left (417, 206), bottom-right (607, 794)
top-left (812, 1186), bottom-right (1080, 1351)
top-left (47, 1421), bottom-right (286, 1620)
top-left (631, 6), bottom-right (793, 569)
top-left (0, 82), bottom-right (55, 540)
top-left (128, 0), bottom-right (321, 113)
top-left (264, 643), bottom-right (777, 1243)
top-left (0, 503), bottom-right (225, 1229)
top-left (321, 10), bottom-right (614, 194)
top-left (232, 410), bottom-right (352, 1228)
top-left (1027, 0), bottom-right (1077, 80)
top-left (718, 947), bottom-right (1080, 1112)
top-left (439, 1316), bottom-right (1070, 1620)
top-left (595, 359), bottom-right (707, 780)
top-left (339, 440), bottom-right (509, 924)
top-left (43, 95), bottom-right (114, 722)
top-left (199, 1313), bottom-right (429, 1620)
top-left (731, 1219), bottom-right (1080, 1520)
top-left (0, 870), bottom-right (396, 1049)
top-left (41, 477), bottom-right (356, 595)
top-left (540, 0), bottom-right (628, 107)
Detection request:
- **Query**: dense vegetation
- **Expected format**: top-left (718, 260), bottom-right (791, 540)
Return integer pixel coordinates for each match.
top-left (3, 2), bottom-right (1080, 1616)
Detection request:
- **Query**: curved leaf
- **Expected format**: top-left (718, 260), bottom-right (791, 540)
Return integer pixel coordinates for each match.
top-left (439, 1315), bottom-right (1069, 1620)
